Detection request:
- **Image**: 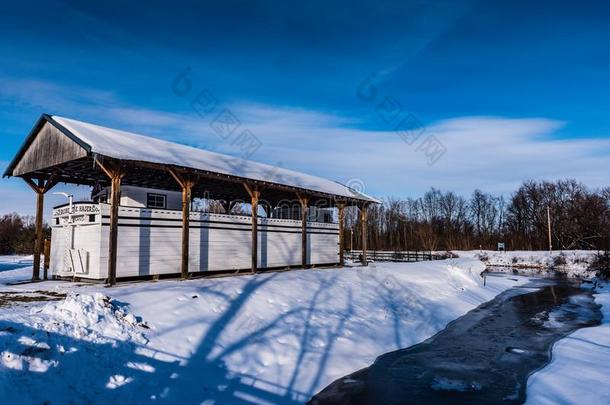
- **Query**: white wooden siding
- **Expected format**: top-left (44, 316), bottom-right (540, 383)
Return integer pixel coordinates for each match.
top-left (51, 203), bottom-right (339, 280)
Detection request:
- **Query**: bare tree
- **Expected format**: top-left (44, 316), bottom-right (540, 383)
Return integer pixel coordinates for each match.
top-left (343, 179), bottom-right (609, 252)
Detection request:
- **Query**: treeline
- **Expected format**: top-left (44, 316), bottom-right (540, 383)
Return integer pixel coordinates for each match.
top-left (345, 179), bottom-right (610, 252)
top-left (1, 179), bottom-right (608, 255)
top-left (0, 213), bottom-right (50, 255)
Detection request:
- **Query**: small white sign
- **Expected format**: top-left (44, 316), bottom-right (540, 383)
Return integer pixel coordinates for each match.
top-left (53, 204), bottom-right (100, 217)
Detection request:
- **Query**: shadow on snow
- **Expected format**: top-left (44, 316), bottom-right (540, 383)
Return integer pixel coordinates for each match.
top-left (0, 271), bottom-right (366, 404)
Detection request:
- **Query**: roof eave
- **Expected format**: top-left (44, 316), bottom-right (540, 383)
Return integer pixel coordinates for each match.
top-left (3, 114), bottom-right (50, 178)
top-left (3, 114), bottom-right (93, 179)
top-left (5, 114), bottom-right (378, 204)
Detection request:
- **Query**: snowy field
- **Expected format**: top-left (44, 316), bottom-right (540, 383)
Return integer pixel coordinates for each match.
top-left (0, 255), bottom-right (526, 404)
top-left (0, 254), bottom-right (607, 404)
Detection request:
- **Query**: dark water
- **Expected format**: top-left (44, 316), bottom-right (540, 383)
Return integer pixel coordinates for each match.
top-left (310, 276), bottom-right (602, 405)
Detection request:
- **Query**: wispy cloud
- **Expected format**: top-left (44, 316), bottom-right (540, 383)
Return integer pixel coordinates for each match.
top-left (0, 78), bottom-right (117, 111)
top-left (218, 107), bottom-right (610, 196)
top-left (1, 76), bottom-right (609, 215)
top-left (0, 76), bottom-right (211, 141)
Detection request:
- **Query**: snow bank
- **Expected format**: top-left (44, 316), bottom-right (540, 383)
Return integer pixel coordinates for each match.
top-left (457, 250), bottom-right (599, 279)
top-left (33, 292), bottom-right (148, 344)
top-left (0, 293), bottom-right (148, 403)
top-left (0, 258), bottom-right (527, 404)
top-left (526, 284), bottom-right (610, 404)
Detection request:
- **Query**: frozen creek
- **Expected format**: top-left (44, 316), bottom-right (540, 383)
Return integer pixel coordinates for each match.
top-left (310, 274), bottom-right (602, 404)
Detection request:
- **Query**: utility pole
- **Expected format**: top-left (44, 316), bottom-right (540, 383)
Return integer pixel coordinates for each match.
top-left (547, 206), bottom-right (552, 253)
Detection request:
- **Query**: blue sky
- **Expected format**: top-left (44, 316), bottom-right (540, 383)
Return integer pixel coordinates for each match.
top-left (2, 0), bottom-right (610, 215)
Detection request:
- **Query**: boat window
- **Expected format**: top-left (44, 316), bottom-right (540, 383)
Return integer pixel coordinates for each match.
top-left (147, 193), bottom-right (167, 209)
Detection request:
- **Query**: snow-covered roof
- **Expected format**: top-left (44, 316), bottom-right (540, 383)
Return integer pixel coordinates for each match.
top-left (46, 115), bottom-right (378, 203)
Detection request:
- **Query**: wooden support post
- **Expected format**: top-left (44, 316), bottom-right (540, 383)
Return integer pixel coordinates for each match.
top-left (97, 160), bottom-right (125, 286)
top-left (297, 193), bottom-right (309, 268)
top-left (337, 202), bottom-right (346, 266)
top-left (302, 199), bottom-right (308, 267)
top-left (108, 175), bottom-right (121, 285)
top-left (169, 169), bottom-right (196, 279)
top-left (23, 176), bottom-right (57, 281)
top-left (180, 182), bottom-right (193, 278)
top-left (360, 204), bottom-right (369, 266)
top-left (244, 183), bottom-right (260, 273)
top-left (33, 189), bottom-right (44, 280)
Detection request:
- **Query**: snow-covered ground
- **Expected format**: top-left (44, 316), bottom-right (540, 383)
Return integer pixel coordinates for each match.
top-left (0, 255), bottom-right (528, 404)
top-left (526, 283), bottom-right (610, 405)
top-left (0, 255), bottom-right (34, 284)
top-left (1, 253), bottom-right (608, 404)
top-left (457, 250), bottom-right (600, 279)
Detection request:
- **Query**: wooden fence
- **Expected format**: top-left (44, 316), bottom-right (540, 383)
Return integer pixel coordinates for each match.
top-left (345, 250), bottom-right (448, 263)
